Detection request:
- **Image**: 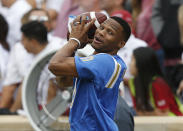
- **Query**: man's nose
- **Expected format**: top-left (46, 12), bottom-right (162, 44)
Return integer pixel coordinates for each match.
top-left (98, 29), bottom-right (106, 36)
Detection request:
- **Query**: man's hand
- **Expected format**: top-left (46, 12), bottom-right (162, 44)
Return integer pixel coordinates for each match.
top-left (69, 15), bottom-right (95, 48)
top-left (49, 16), bottom-right (96, 77)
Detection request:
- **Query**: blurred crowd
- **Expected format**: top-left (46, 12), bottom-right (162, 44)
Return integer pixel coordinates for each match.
top-left (0, 0), bottom-right (183, 127)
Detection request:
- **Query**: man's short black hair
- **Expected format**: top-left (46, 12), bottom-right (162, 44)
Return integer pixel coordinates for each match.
top-left (21, 21), bottom-right (48, 44)
top-left (110, 16), bottom-right (131, 42)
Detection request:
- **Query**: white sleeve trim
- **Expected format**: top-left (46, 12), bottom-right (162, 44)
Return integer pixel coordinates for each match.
top-left (105, 57), bottom-right (121, 88)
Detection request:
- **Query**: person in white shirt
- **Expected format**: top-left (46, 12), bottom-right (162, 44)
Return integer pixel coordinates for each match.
top-left (0, 0), bottom-right (32, 49)
top-left (0, 9), bottom-right (66, 114)
top-left (0, 46), bottom-right (9, 93)
top-left (21, 21), bottom-right (65, 110)
top-left (3, 43), bottom-right (34, 87)
top-left (1, 21), bottom-right (64, 114)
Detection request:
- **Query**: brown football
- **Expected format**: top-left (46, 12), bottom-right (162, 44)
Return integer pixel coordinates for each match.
top-left (68, 12), bottom-right (108, 39)
top-left (81, 12), bottom-right (108, 39)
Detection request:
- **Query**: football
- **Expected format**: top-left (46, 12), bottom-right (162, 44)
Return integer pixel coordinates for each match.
top-left (81, 12), bottom-right (108, 39)
top-left (68, 12), bottom-right (108, 39)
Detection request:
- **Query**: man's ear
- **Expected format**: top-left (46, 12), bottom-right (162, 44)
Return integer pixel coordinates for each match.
top-left (118, 41), bottom-right (126, 49)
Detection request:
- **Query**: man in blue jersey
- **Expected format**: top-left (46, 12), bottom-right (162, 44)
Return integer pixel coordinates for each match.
top-left (49, 15), bottom-right (131, 131)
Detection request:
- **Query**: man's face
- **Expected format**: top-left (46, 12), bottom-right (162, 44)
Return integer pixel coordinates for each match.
top-left (29, 10), bottom-right (51, 31)
top-left (21, 34), bottom-right (35, 53)
top-left (92, 18), bottom-right (124, 54)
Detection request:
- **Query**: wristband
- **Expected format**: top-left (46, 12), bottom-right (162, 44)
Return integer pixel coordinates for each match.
top-left (69, 38), bottom-right (81, 48)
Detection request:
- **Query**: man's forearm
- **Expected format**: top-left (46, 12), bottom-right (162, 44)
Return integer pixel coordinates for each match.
top-left (50, 40), bottom-right (78, 62)
top-left (49, 15), bottom-right (95, 76)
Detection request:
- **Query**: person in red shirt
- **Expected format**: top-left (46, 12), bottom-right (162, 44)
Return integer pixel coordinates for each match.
top-left (128, 47), bottom-right (183, 116)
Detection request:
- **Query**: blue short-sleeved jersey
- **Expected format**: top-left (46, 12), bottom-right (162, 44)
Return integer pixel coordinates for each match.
top-left (69, 53), bottom-right (127, 131)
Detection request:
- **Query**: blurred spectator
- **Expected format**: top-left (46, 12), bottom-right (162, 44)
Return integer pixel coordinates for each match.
top-left (174, 5), bottom-right (183, 100)
top-left (21, 22), bottom-right (49, 54)
top-left (134, 0), bottom-right (164, 70)
top-left (45, 0), bottom-right (64, 13)
top-left (151, 0), bottom-right (183, 91)
top-left (0, 0), bottom-right (32, 49)
top-left (29, 8), bottom-right (52, 31)
top-left (25, 0), bottom-right (59, 30)
top-left (14, 21), bottom-right (61, 112)
top-left (2, 21), bottom-right (63, 114)
top-left (42, 0), bottom-right (65, 31)
top-left (77, 0), bottom-right (101, 12)
top-left (0, 10), bottom-right (35, 111)
top-left (0, 1), bottom-right (8, 16)
top-left (26, 0), bottom-right (36, 8)
top-left (124, 0), bottom-right (132, 13)
top-left (128, 47), bottom-right (183, 116)
top-left (0, 9), bottom-right (66, 114)
top-left (27, 8), bottom-right (66, 49)
top-left (53, 0), bottom-right (82, 39)
top-left (171, 64), bottom-right (183, 97)
top-left (0, 14), bottom-right (10, 95)
top-left (131, 0), bottom-right (141, 28)
top-left (178, 4), bottom-right (183, 46)
top-left (99, 0), bottom-right (126, 16)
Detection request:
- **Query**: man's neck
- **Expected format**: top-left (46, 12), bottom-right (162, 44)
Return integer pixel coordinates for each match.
top-left (93, 50), bottom-right (118, 56)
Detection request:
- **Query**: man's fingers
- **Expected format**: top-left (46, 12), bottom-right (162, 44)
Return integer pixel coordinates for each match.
top-left (71, 15), bottom-right (82, 28)
top-left (73, 15), bottom-right (81, 23)
top-left (80, 15), bottom-right (88, 26)
top-left (85, 18), bottom-right (96, 31)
